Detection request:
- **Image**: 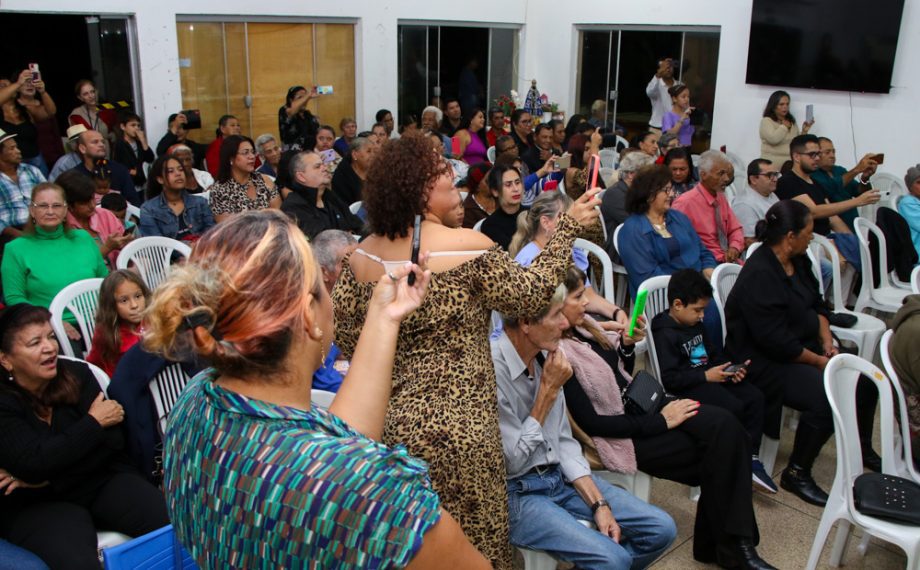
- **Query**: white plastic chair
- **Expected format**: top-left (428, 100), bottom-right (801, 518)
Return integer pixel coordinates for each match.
top-left (811, 234), bottom-right (886, 362)
top-left (691, 153), bottom-right (701, 168)
top-left (486, 145), bottom-right (496, 163)
top-left (311, 389), bottom-right (336, 409)
top-left (148, 363), bottom-right (192, 437)
top-left (723, 183), bottom-right (737, 205)
top-left (116, 237), bottom-right (192, 291)
top-left (610, 224), bottom-right (630, 309)
top-left (349, 201), bottom-right (362, 215)
top-left (710, 263), bottom-right (741, 344)
top-left (912, 265), bottom-right (920, 294)
top-left (879, 331), bottom-right (920, 483)
top-left (574, 238), bottom-right (615, 304)
top-left (459, 191), bottom-right (468, 202)
top-left (598, 148), bottom-right (618, 170)
top-left (49, 278), bottom-right (104, 358)
top-left (58, 355), bottom-right (111, 395)
top-left (872, 172), bottom-right (909, 211)
top-left (636, 275), bottom-right (672, 381)
top-left (724, 150), bottom-right (747, 189)
top-left (473, 218), bottom-right (485, 232)
top-left (853, 218), bottom-right (911, 313)
top-left (805, 354), bottom-right (920, 570)
top-left (125, 203), bottom-right (141, 225)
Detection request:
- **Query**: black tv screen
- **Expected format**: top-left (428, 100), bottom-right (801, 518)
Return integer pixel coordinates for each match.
top-left (746, 0), bottom-right (906, 94)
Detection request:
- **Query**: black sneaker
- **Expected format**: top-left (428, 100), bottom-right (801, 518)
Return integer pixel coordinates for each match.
top-left (752, 459), bottom-right (778, 493)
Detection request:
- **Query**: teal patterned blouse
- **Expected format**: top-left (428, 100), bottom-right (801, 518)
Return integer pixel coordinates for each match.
top-left (164, 370), bottom-right (441, 568)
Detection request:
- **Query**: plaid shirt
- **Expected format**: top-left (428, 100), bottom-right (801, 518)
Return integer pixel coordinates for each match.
top-left (0, 163), bottom-right (45, 232)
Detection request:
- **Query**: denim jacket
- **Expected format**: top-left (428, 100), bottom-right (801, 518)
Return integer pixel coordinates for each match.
top-left (139, 191), bottom-right (215, 240)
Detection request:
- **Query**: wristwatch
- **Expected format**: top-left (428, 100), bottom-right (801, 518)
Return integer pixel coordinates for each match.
top-left (591, 499), bottom-right (610, 514)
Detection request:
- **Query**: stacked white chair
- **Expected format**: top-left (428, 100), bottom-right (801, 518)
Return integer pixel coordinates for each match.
top-left (610, 224), bottom-right (631, 309)
top-left (806, 354), bottom-right (920, 569)
top-left (810, 234), bottom-right (886, 362)
top-left (710, 263), bottom-right (741, 343)
top-left (116, 237), bottom-right (192, 291)
top-left (598, 148), bottom-right (618, 170)
top-left (853, 218), bottom-right (911, 313)
top-left (49, 278), bottom-right (104, 358)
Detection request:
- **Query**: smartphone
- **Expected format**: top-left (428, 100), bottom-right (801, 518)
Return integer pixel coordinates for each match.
top-left (28, 63), bottom-right (40, 82)
top-left (408, 214), bottom-right (421, 286)
top-left (724, 363), bottom-right (747, 375)
top-left (451, 136), bottom-right (462, 157)
top-left (554, 154), bottom-right (571, 170)
top-left (588, 154), bottom-right (601, 189)
top-left (870, 153), bottom-right (885, 165)
top-left (319, 149), bottom-right (337, 164)
top-left (316, 85), bottom-right (334, 95)
top-left (179, 109), bottom-right (202, 130)
top-left (805, 104), bottom-right (814, 124)
top-left (628, 289), bottom-right (648, 337)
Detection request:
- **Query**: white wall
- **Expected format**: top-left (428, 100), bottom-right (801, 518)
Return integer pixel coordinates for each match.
top-left (6, 0), bottom-right (919, 178)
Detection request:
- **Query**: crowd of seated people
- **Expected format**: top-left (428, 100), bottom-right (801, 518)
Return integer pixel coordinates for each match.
top-left (1, 60), bottom-right (918, 570)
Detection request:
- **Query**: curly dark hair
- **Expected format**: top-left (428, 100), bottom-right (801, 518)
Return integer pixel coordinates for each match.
top-left (365, 133), bottom-right (451, 239)
top-left (626, 164), bottom-right (673, 215)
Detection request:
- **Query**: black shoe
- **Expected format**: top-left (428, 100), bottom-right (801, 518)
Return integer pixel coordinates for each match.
top-left (780, 464), bottom-right (829, 506)
top-left (862, 448), bottom-right (882, 472)
top-left (716, 537), bottom-right (778, 570)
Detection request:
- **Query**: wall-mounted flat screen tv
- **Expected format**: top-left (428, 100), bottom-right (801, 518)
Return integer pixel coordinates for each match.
top-left (746, 0), bottom-right (906, 94)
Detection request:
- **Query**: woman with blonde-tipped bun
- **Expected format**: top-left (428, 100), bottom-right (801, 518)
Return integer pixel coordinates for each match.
top-left (145, 210), bottom-right (489, 569)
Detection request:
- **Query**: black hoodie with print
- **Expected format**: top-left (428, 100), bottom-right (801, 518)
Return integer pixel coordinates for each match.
top-left (651, 310), bottom-right (728, 393)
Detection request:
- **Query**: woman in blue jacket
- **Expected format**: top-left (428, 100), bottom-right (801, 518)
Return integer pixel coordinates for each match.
top-left (139, 155), bottom-right (215, 241)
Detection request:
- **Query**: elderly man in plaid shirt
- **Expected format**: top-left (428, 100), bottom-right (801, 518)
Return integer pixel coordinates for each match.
top-left (0, 128), bottom-right (46, 243)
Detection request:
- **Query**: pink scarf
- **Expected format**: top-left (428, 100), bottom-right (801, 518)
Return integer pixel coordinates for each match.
top-left (561, 315), bottom-right (637, 474)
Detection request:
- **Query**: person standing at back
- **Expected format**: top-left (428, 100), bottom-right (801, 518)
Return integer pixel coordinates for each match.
top-left (646, 57), bottom-right (677, 133)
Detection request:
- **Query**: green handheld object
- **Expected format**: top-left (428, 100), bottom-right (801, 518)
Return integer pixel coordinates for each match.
top-left (629, 289), bottom-right (648, 337)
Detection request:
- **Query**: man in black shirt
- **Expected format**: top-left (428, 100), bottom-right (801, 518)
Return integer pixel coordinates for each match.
top-left (522, 124), bottom-right (558, 174)
top-left (775, 134), bottom-right (879, 236)
top-left (439, 99), bottom-right (463, 138)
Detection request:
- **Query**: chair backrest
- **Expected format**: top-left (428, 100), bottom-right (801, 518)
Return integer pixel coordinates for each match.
top-left (723, 183), bottom-right (736, 205)
top-left (311, 389), bottom-right (336, 409)
top-left (710, 263), bottom-right (741, 342)
top-left (349, 201), bottom-right (362, 215)
top-left (486, 145), bottom-right (496, 163)
top-left (125, 203), bottom-right (141, 224)
top-left (102, 525), bottom-right (195, 570)
top-left (116, 237), bottom-right (192, 291)
top-left (912, 265), bottom-right (920, 295)
top-left (49, 278), bottom-right (104, 357)
top-left (745, 240), bottom-right (762, 260)
top-left (459, 190), bottom-right (468, 202)
top-left (871, 172), bottom-right (908, 210)
top-left (599, 148), bottom-right (618, 170)
top-left (148, 363), bottom-right (192, 436)
top-left (473, 217), bottom-right (486, 232)
top-left (811, 233), bottom-right (847, 310)
top-left (691, 153), bottom-right (701, 167)
top-left (805, 247), bottom-right (824, 297)
top-left (612, 224), bottom-right (624, 256)
top-left (616, 135), bottom-right (629, 154)
top-left (574, 238), bottom-right (615, 304)
top-left (637, 275), bottom-right (671, 380)
top-left (724, 150), bottom-right (746, 188)
top-left (824, 354), bottom-right (900, 492)
top-left (878, 330), bottom-right (920, 482)
top-left (854, 217), bottom-right (892, 290)
top-left (58, 355), bottom-right (111, 395)
top-left (599, 167), bottom-right (616, 186)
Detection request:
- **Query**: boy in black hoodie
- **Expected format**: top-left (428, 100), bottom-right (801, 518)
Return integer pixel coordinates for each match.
top-left (651, 269), bottom-right (776, 493)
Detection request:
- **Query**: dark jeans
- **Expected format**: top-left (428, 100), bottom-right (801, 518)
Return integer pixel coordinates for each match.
top-left (676, 380), bottom-right (765, 450)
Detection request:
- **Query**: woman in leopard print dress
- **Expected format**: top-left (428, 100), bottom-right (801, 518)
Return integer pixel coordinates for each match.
top-left (333, 133), bottom-right (602, 568)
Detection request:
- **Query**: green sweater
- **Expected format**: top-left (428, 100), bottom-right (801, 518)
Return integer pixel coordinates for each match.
top-left (1, 225), bottom-right (108, 321)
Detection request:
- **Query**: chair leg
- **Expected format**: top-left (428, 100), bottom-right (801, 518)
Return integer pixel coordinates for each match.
top-left (857, 532), bottom-right (871, 556)
top-left (519, 547), bottom-right (560, 570)
top-left (688, 486), bottom-right (701, 502)
top-left (806, 514), bottom-right (839, 570)
top-left (633, 471), bottom-right (652, 503)
top-left (829, 520), bottom-right (852, 567)
top-left (759, 436), bottom-right (780, 475)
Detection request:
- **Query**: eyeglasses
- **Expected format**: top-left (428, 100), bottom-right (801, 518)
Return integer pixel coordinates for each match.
top-left (32, 202), bottom-right (66, 211)
top-left (797, 151), bottom-right (821, 159)
top-left (237, 148), bottom-right (255, 156)
top-left (757, 172), bottom-right (781, 179)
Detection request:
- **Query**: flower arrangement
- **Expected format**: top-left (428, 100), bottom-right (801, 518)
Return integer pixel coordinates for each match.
top-left (493, 93), bottom-right (517, 117)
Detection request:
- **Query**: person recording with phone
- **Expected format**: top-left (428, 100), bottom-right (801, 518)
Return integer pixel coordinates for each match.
top-left (661, 84), bottom-right (695, 147)
top-left (811, 137), bottom-right (880, 231)
top-left (646, 58), bottom-right (678, 133)
top-left (155, 113), bottom-right (207, 169)
top-left (279, 85), bottom-right (320, 152)
top-left (334, 132), bottom-right (603, 568)
top-left (1, 69), bottom-right (58, 176)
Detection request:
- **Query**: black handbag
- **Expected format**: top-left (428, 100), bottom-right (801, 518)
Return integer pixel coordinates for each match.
top-left (853, 472), bottom-right (920, 526)
top-left (622, 370), bottom-right (670, 416)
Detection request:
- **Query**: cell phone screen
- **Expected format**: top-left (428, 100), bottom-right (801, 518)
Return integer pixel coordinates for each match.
top-left (408, 214), bottom-right (421, 286)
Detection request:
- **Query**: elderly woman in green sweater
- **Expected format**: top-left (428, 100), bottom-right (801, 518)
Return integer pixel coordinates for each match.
top-left (1, 182), bottom-right (108, 344)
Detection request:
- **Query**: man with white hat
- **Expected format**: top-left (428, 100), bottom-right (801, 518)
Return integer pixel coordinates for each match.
top-left (47, 124), bottom-right (87, 182)
top-left (0, 127), bottom-right (46, 242)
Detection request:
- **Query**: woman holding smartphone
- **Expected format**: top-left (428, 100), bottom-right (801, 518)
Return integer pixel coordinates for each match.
top-left (760, 90), bottom-right (814, 167)
top-left (334, 133), bottom-right (602, 569)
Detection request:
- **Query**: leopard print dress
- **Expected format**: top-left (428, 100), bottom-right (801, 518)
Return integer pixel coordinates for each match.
top-left (333, 214), bottom-right (581, 569)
